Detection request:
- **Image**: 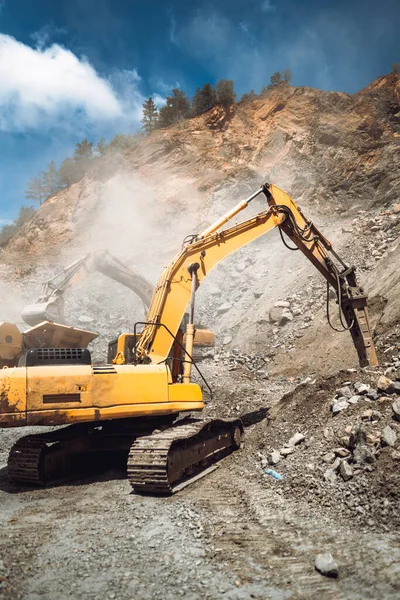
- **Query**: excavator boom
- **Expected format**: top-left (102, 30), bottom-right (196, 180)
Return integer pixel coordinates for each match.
top-left (138, 183), bottom-right (377, 367)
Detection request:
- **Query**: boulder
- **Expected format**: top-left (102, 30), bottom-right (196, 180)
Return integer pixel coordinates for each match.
top-left (287, 432), bottom-right (305, 447)
top-left (336, 386), bottom-right (353, 399)
top-left (315, 553), bottom-right (339, 578)
top-left (381, 426), bottom-right (397, 447)
top-left (280, 447), bottom-right (295, 457)
top-left (332, 398), bottom-right (349, 415)
top-left (269, 306), bottom-right (283, 323)
top-left (392, 399), bottom-right (400, 422)
top-left (377, 375), bottom-right (393, 392)
top-left (217, 303), bottom-right (232, 315)
top-left (339, 460), bottom-right (353, 481)
top-left (268, 450), bottom-right (281, 465)
top-left (354, 382), bottom-right (370, 395)
top-left (279, 309), bottom-right (293, 326)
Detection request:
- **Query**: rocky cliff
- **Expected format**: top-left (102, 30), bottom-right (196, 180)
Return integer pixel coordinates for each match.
top-left (1, 72), bottom-right (399, 370)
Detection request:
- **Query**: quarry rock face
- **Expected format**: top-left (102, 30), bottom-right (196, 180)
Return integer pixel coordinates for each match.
top-left (1, 73), bottom-right (399, 367)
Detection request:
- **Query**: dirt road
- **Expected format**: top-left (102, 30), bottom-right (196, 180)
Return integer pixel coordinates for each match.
top-left (1, 424), bottom-right (399, 600)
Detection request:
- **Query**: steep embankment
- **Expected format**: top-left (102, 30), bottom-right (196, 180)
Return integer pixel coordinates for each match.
top-left (1, 73), bottom-right (399, 370)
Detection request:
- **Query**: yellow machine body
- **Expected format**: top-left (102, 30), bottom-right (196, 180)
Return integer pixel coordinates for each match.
top-left (0, 322), bottom-right (23, 362)
top-left (0, 363), bottom-right (203, 428)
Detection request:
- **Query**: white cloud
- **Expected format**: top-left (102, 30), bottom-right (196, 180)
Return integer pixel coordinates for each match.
top-left (0, 34), bottom-right (124, 131)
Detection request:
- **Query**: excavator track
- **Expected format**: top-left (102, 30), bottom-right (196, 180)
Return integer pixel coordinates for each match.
top-left (8, 431), bottom-right (70, 485)
top-left (127, 418), bottom-right (243, 494)
top-left (7, 417), bottom-right (176, 486)
top-left (8, 437), bottom-right (48, 484)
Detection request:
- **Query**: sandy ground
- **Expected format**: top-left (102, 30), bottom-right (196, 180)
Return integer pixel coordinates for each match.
top-left (1, 366), bottom-right (399, 600)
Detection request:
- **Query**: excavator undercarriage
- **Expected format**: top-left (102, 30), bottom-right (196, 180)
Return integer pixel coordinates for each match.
top-left (1, 183), bottom-right (378, 494)
top-left (8, 417), bottom-right (243, 492)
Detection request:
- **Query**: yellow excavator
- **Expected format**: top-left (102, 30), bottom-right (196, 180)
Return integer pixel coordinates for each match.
top-left (0, 184), bottom-right (377, 493)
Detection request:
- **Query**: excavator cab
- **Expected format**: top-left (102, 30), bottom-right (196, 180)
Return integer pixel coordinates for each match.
top-left (108, 329), bottom-right (185, 383)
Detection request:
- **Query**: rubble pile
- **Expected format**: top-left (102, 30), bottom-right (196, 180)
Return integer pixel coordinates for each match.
top-left (253, 356), bottom-right (400, 530)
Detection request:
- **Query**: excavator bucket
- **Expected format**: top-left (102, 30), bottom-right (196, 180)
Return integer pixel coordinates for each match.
top-left (21, 297), bottom-right (64, 327)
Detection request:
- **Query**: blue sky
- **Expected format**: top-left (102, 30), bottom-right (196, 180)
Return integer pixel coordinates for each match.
top-left (0, 0), bottom-right (399, 222)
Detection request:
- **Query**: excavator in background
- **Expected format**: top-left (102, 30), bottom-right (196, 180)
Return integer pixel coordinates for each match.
top-left (0, 250), bottom-right (214, 368)
top-left (0, 183), bottom-right (377, 493)
top-left (0, 250), bottom-right (155, 369)
top-left (21, 249), bottom-right (154, 327)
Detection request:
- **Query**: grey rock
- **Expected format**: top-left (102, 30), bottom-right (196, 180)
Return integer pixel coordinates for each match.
top-left (280, 447), bottom-right (295, 457)
top-left (256, 369), bottom-right (269, 380)
top-left (222, 335), bottom-right (232, 346)
top-left (268, 450), bottom-right (281, 465)
top-left (217, 303), bottom-right (232, 315)
top-left (388, 381), bottom-right (400, 395)
top-left (377, 375), bottom-right (393, 392)
top-left (78, 315), bottom-right (93, 324)
top-left (287, 432), bottom-right (305, 447)
top-left (366, 389), bottom-right (379, 401)
top-left (315, 553), bottom-right (339, 578)
top-left (354, 382), bottom-right (370, 395)
top-left (348, 395), bottom-right (362, 404)
top-left (323, 457), bottom-right (341, 483)
top-left (353, 444), bottom-right (376, 465)
top-left (339, 460), bottom-right (353, 481)
top-left (323, 468), bottom-right (338, 484)
top-left (321, 452), bottom-right (336, 464)
top-left (392, 398), bottom-right (400, 422)
top-left (269, 306), bottom-right (283, 323)
top-left (336, 386), bottom-right (353, 399)
top-left (391, 450), bottom-right (400, 461)
top-left (332, 398), bottom-right (349, 415)
top-left (279, 310), bottom-right (293, 326)
top-left (381, 426), bottom-right (397, 447)
top-left (274, 300), bottom-right (291, 308)
top-left (334, 447), bottom-right (350, 458)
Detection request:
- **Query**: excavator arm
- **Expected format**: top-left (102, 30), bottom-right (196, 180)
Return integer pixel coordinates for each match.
top-left (22, 250), bottom-right (154, 327)
top-left (137, 183), bottom-right (377, 367)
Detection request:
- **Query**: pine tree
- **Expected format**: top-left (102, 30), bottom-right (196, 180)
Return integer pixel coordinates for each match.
top-left (216, 80), bottom-right (236, 106)
top-left (158, 102), bottom-right (175, 128)
top-left (59, 158), bottom-right (79, 187)
top-left (270, 71), bottom-right (282, 85)
top-left (282, 68), bottom-right (293, 84)
top-left (70, 138), bottom-right (94, 179)
top-left (14, 206), bottom-right (36, 228)
top-left (41, 161), bottom-right (59, 197)
top-left (159, 89), bottom-right (191, 127)
top-left (240, 89), bottom-right (257, 102)
top-left (141, 97), bottom-right (159, 133)
top-left (191, 83), bottom-right (217, 116)
top-left (25, 177), bottom-right (46, 206)
top-left (73, 138), bottom-right (94, 165)
top-left (95, 138), bottom-right (107, 156)
top-left (0, 224), bottom-right (17, 245)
